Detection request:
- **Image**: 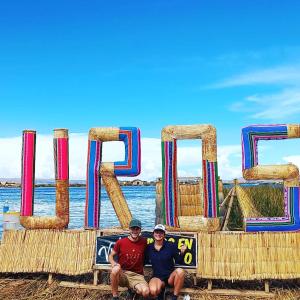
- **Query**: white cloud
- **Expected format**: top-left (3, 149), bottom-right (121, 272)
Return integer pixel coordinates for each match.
top-left (217, 145), bottom-right (241, 179)
top-left (250, 90), bottom-right (300, 119)
top-left (212, 65), bottom-right (300, 88)
top-left (210, 63), bottom-right (300, 120)
top-left (229, 89), bottom-right (300, 120)
top-left (0, 134), bottom-right (242, 181)
top-left (282, 155), bottom-right (300, 169)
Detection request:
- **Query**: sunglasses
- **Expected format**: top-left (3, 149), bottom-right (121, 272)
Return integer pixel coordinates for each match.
top-left (154, 230), bottom-right (165, 234)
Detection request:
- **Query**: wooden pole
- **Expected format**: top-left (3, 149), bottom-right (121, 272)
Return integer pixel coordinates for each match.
top-left (207, 279), bottom-right (213, 291)
top-left (221, 186), bottom-right (236, 231)
top-left (264, 280), bottom-right (270, 293)
top-left (220, 187), bottom-right (233, 208)
top-left (93, 270), bottom-right (99, 286)
top-left (48, 273), bottom-right (53, 285)
top-left (193, 274), bottom-right (197, 286)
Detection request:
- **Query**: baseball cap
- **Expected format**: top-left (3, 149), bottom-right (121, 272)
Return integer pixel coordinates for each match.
top-left (153, 224), bottom-right (166, 232)
top-left (129, 219), bottom-right (142, 229)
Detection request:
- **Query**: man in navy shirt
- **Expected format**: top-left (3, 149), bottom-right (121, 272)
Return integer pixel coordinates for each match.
top-left (146, 224), bottom-right (186, 300)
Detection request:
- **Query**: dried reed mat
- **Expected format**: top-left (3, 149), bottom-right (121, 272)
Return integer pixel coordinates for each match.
top-left (235, 185), bottom-right (262, 219)
top-left (1, 274), bottom-right (300, 300)
top-left (0, 229), bottom-right (96, 275)
top-left (197, 231), bottom-right (300, 280)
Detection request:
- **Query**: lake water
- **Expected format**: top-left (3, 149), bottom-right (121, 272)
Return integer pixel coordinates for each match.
top-left (0, 186), bottom-right (156, 239)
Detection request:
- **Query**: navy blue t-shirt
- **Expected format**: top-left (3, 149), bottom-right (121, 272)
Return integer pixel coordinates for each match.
top-left (145, 241), bottom-right (184, 280)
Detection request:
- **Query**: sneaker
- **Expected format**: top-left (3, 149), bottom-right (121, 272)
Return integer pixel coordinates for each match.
top-left (127, 289), bottom-right (137, 300)
top-left (171, 295), bottom-right (178, 300)
top-left (157, 288), bottom-right (166, 300)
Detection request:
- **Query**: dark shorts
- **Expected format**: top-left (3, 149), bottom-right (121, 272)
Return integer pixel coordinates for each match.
top-left (152, 276), bottom-right (170, 286)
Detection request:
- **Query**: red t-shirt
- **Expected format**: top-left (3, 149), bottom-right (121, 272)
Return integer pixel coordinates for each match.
top-left (113, 237), bottom-right (147, 275)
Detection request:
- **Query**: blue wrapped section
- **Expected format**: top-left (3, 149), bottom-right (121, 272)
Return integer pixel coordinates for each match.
top-left (242, 124), bottom-right (288, 170)
top-left (114, 127), bottom-right (141, 176)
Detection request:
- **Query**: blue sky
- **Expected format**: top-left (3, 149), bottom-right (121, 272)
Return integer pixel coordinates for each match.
top-left (0, 1), bottom-right (300, 180)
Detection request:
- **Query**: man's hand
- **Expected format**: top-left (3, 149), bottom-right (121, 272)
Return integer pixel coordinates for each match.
top-left (111, 262), bottom-right (120, 269)
top-left (180, 244), bottom-right (187, 254)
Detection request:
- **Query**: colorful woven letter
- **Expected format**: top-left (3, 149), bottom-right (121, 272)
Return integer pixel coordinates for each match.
top-left (20, 129), bottom-right (69, 229)
top-left (242, 124), bottom-right (300, 232)
top-left (85, 127), bottom-right (141, 229)
top-left (161, 124), bottom-right (219, 227)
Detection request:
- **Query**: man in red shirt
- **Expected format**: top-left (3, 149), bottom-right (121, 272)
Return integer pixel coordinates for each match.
top-left (108, 219), bottom-right (149, 300)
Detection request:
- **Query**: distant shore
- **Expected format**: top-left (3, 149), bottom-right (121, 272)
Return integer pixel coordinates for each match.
top-left (0, 179), bottom-right (157, 188)
top-left (0, 178), bottom-right (285, 188)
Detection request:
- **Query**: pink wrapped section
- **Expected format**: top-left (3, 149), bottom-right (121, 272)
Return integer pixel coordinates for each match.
top-left (21, 130), bottom-right (36, 216)
top-left (54, 137), bottom-right (69, 180)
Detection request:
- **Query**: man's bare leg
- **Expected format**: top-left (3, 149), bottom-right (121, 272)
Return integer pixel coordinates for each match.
top-left (110, 265), bottom-right (122, 297)
top-left (168, 268), bottom-right (185, 298)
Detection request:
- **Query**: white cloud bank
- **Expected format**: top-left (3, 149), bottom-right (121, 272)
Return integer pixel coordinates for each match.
top-left (211, 63), bottom-right (300, 120)
top-left (213, 65), bottom-right (300, 89)
top-left (229, 89), bottom-right (300, 120)
top-left (0, 134), bottom-right (242, 181)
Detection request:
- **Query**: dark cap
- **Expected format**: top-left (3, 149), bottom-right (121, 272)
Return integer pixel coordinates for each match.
top-left (129, 219), bottom-right (142, 229)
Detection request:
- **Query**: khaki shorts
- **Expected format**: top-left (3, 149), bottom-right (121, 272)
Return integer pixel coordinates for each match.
top-left (119, 270), bottom-right (148, 290)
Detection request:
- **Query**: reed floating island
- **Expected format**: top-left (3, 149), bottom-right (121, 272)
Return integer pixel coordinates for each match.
top-left (1, 124), bottom-right (300, 299)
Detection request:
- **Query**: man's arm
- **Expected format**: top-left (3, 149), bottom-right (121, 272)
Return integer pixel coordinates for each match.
top-left (108, 248), bottom-right (120, 268)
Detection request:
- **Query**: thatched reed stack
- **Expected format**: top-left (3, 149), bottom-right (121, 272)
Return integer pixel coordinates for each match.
top-left (197, 231), bottom-right (300, 280)
top-left (156, 179), bottom-right (223, 232)
top-left (0, 230), bottom-right (96, 275)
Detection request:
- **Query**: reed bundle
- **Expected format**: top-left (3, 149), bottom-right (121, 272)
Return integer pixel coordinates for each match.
top-left (178, 184), bottom-right (203, 216)
top-left (156, 181), bottom-right (203, 219)
top-left (197, 231), bottom-right (300, 280)
top-left (0, 229), bottom-right (96, 275)
top-left (178, 216), bottom-right (220, 232)
top-left (235, 185), bottom-right (262, 218)
top-left (156, 180), bottom-right (224, 232)
top-left (101, 164), bottom-right (132, 229)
